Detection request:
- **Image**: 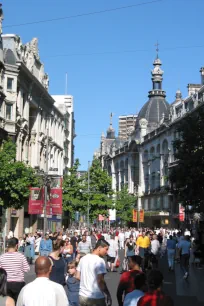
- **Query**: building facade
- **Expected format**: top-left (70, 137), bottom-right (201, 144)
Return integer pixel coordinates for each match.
top-left (118, 115), bottom-right (137, 140)
top-left (0, 29), bottom-right (75, 236)
top-left (52, 95), bottom-right (75, 174)
top-left (97, 55), bottom-right (204, 228)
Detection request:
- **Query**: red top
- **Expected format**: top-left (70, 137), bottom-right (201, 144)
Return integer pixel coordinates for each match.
top-left (97, 234), bottom-right (102, 240)
top-left (115, 231), bottom-right (119, 236)
top-left (117, 270), bottom-right (143, 306)
top-left (138, 290), bottom-right (174, 306)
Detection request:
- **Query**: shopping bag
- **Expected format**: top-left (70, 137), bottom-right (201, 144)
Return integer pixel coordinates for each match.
top-left (115, 257), bottom-right (120, 268)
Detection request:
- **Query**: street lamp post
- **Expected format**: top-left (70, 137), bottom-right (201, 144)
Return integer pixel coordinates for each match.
top-left (43, 128), bottom-right (49, 236)
top-left (87, 161), bottom-right (90, 229)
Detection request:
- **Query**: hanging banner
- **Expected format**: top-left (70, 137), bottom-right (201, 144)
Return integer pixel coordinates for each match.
top-left (28, 188), bottom-right (43, 214)
top-left (46, 188), bottom-right (63, 215)
top-left (139, 209), bottom-right (145, 223)
top-left (132, 209), bottom-right (137, 222)
top-left (179, 204), bottom-right (185, 222)
top-left (109, 209), bottom-right (116, 221)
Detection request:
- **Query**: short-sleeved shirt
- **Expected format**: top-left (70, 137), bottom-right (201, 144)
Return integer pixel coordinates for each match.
top-left (137, 236), bottom-right (150, 248)
top-left (0, 252), bottom-right (30, 282)
top-left (117, 270), bottom-right (142, 297)
top-left (124, 289), bottom-right (144, 306)
top-left (77, 241), bottom-right (92, 255)
top-left (138, 290), bottom-right (174, 306)
top-left (178, 240), bottom-right (191, 255)
top-left (107, 239), bottom-right (118, 258)
top-left (77, 253), bottom-right (106, 299)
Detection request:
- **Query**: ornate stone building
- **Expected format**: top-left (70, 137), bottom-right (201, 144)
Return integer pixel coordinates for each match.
top-left (0, 29), bottom-right (75, 236)
top-left (96, 55), bottom-right (204, 228)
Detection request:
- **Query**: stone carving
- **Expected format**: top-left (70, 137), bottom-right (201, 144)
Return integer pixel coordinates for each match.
top-left (39, 64), bottom-right (45, 83)
top-left (0, 117), bottom-right (5, 129)
top-left (15, 36), bottom-right (24, 59)
top-left (42, 73), bottom-right (49, 90)
top-left (139, 118), bottom-right (148, 128)
top-left (30, 38), bottom-right (40, 60)
top-left (15, 35), bottom-right (49, 90)
top-left (127, 126), bottom-right (134, 136)
top-left (0, 3), bottom-right (3, 34)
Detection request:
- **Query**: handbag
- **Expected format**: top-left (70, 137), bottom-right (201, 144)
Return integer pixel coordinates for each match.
top-left (115, 257), bottom-right (120, 268)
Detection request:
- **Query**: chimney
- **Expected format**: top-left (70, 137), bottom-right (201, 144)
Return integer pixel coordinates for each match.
top-left (200, 67), bottom-right (204, 85)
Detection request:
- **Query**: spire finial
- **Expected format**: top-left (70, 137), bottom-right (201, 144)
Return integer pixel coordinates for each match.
top-left (155, 41), bottom-right (159, 58)
top-left (110, 112), bottom-right (113, 127)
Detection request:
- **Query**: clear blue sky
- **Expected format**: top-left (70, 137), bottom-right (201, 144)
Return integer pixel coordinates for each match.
top-left (2, 0), bottom-right (204, 170)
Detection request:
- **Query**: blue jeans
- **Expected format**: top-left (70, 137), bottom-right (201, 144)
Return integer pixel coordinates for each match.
top-left (40, 250), bottom-right (50, 257)
top-left (167, 249), bottom-right (175, 269)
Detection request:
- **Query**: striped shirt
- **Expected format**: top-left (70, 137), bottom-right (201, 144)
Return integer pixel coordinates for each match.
top-left (0, 251), bottom-right (30, 282)
top-left (77, 241), bottom-right (92, 254)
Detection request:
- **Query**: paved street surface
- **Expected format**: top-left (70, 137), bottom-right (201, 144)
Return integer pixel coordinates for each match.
top-left (25, 252), bottom-right (204, 306)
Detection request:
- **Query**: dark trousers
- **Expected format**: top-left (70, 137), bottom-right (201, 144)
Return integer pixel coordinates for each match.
top-left (180, 254), bottom-right (190, 274)
top-left (7, 281), bottom-right (25, 303)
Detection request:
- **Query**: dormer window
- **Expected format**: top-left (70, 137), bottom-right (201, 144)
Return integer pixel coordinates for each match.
top-left (7, 78), bottom-right (14, 91)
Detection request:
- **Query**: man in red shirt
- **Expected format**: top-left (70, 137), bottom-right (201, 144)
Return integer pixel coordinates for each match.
top-left (117, 255), bottom-right (143, 306)
top-left (138, 270), bottom-right (174, 306)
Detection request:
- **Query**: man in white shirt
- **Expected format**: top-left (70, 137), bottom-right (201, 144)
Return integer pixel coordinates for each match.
top-left (76, 239), bottom-right (112, 306)
top-left (107, 235), bottom-right (118, 272)
top-left (150, 235), bottom-right (161, 268)
top-left (125, 230), bottom-right (130, 240)
top-left (118, 230), bottom-right (125, 249)
top-left (124, 273), bottom-right (145, 306)
top-left (16, 256), bottom-right (68, 306)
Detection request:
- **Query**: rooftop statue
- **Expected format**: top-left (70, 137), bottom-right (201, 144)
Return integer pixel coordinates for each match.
top-left (0, 3), bottom-right (3, 34)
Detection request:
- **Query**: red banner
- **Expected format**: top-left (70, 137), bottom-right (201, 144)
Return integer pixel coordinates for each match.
top-left (133, 209), bottom-right (137, 222)
top-left (46, 188), bottom-right (62, 215)
top-left (28, 188), bottom-right (43, 214)
top-left (179, 204), bottom-right (185, 222)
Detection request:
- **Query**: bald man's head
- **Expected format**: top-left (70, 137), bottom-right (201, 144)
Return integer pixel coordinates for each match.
top-left (35, 256), bottom-right (52, 277)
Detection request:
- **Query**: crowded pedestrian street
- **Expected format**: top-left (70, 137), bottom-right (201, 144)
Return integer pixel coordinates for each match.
top-left (1, 1), bottom-right (204, 306)
top-left (23, 250), bottom-right (204, 306)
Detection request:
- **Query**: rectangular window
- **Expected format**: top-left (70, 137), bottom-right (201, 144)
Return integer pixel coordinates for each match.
top-left (7, 78), bottom-right (14, 91)
top-left (6, 104), bottom-right (12, 120)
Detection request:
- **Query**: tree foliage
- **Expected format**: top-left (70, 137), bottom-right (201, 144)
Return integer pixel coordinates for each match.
top-left (63, 159), bottom-right (86, 218)
top-left (63, 158), bottom-right (114, 222)
top-left (169, 106), bottom-right (204, 208)
top-left (0, 139), bottom-right (39, 209)
top-left (86, 159), bottom-right (114, 221)
top-left (115, 185), bottom-right (137, 224)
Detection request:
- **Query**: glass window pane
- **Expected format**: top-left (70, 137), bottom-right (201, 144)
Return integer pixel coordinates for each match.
top-left (7, 78), bottom-right (13, 90)
top-left (6, 104), bottom-right (12, 120)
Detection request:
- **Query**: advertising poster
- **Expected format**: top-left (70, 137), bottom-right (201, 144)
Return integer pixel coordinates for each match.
top-left (28, 188), bottom-right (43, 214)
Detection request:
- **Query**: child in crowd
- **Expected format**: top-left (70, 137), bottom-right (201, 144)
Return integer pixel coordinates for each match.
top-left (66, 260), bottom-right (80, 306)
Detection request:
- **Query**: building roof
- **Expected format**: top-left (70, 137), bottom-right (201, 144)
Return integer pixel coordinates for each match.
top-left (4, 48), bottom-right (16, 65)
top-left (138, 97), bottom-right (170, 124)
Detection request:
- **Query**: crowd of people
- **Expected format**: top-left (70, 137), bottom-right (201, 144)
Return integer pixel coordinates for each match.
top-left (0, 226), bottom-right (203, 306)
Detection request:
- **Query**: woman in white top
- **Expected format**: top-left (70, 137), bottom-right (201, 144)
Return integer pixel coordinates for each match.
top-left (0, 268), bottom-right (15, 306)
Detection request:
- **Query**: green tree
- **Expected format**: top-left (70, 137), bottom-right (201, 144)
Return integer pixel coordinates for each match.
top-left (0, 139), bottom-right (39, 209)
top-left (169, 106), bottom-right (204, 209)
top-left (63, 159), bottom-right (86, 220)
top-left (115, 185), bottom-right (137, 224)
top-left (84, 159), bottom-right (114, 221)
